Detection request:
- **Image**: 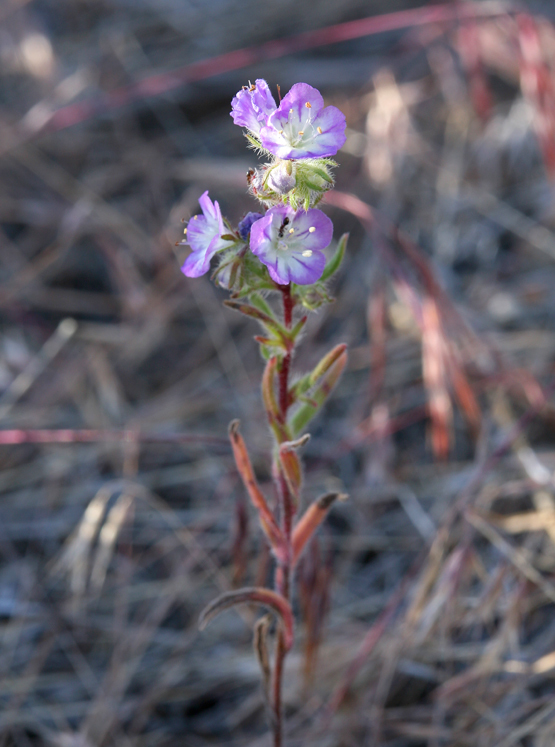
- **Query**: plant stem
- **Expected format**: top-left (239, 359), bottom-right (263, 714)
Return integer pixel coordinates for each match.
top-left (272, 283), bottom-right (295, 747)
top-left (279, 284), bottom-right (293, 419)
top-left (281, 283), bottom-right (293, 328)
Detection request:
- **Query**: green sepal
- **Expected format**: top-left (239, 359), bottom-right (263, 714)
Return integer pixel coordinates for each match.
top-left (309, 165), bottom-right (335, 184)
top-left (244, 132), bottom-right (271, 159)
top-left (305, 179), bottom-right (327, 192)
top-left (245, 132), bottom-right (262, 149)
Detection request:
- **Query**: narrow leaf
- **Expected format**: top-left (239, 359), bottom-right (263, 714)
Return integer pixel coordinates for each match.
top-left (262, 357), bottom-right (280, 422)
top-left (254, 614), bottom-right (272, 702)
top-left (287, 315), bottom-right (308, 343)
top-left (292, 492), bottom-right (348, 565)
top-left (228, 420), bottom-right (285, 556)
top-left (321, 233), bottom-right (348, 282)
top-left (224, 300), bottom-right (278, 328)
top-left (289, 373), bottom-right (311, 400)
top-left (249, 293), bottom-right (275, 318)
top-left (224, 301), bottom-right (289, 348)
top-left (199, 587), bottom-right (295, 651)
top-left (309, 343), bottom-right (347, 387)
top-left (262, 358), bottom-right (290, 442)
top-left (291, 346), bottom-right (348, 435)
top-left (279, 434), bottom-right (310, 506)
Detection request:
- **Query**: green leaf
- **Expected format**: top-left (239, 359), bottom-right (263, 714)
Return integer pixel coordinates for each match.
top-left (224, 300), bottom-right (280, 329)
top-left (289, 373), bottom-right (311, 399)
top-left (321, 233), bottom-right (348, 282)
top-left (290, 345), bottom-right (348, 434)
top-left (249, 293), bottom-right (275, 318)
top-left (224, 301), bottom-right (290, 351)
top-left (288, 315), bottom-right (307, 341)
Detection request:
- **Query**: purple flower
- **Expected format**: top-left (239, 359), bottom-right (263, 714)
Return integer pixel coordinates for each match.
top-left (250, 206), bottom-right (333, 285)
top-left (237, 211), bottom-right (263, 240)
top-left (260, 83), bottom-right (346, 159)
top-left (181, 191), bottom-right (235, 278)
top-left (230, 80), bottom-right (277, 137)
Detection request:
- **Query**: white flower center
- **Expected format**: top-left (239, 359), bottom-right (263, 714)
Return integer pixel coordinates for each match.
top-left (281, 102), bottom-right (320, 147)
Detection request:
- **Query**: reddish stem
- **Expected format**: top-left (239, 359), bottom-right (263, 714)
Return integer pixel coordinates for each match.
top-left (272, 283), bottom-right (296, 747)
top-left (278, 284), bottom-right (293, 420)
top-left (272, 631), bottom-right (287, 747)
top-left (281, 284), bottom-right (293, 328)
top-left (279, 356), bottom-right (291, 421)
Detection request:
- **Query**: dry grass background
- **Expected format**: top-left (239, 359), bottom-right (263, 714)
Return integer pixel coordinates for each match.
top-left (4, 0), bottom-right (555, 745)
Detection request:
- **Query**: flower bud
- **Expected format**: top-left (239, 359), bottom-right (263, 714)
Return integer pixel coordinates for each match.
top-left (238, 212), bottom-right (263, 240)
top-left (266, 160), bottom-right (296, 195)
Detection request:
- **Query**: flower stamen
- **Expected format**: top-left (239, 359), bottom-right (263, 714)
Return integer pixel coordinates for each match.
top-left (302, 250), bottom-right (313, 257)
top-left (309, 226), bottom-right (316, 233)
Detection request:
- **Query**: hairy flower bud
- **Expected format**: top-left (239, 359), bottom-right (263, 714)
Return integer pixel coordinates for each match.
top-left (266, 160), bottom-right (296, 194)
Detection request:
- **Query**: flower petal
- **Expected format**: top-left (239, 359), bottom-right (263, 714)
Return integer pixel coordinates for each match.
top-left (260, 82), bottom-right (346, 159)
top-left (279, 83), bottom-right (324, 119)
top-left (265, 250), bottom-right (326, 285)
top-left (198, 190), bottom-right (219, 221)
top-left (250, 206), bottom-right (332, 285)
top-left (230, 79), bottom-right (277, 136)
top-left (181, 238), bottom-right (218, 278)
top-left (181, 191), bottom-right (234, 277)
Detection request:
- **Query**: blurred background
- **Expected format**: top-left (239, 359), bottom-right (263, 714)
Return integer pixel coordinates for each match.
top-left (4, 0), bottom-right (555, 745)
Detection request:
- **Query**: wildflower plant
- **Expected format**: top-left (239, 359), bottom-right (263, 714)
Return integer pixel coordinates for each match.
top-left (179, 79), bottom-right (348, 746)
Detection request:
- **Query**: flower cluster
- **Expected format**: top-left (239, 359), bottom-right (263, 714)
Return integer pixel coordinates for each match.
top-left (179, 79), bottom-right (345, 287)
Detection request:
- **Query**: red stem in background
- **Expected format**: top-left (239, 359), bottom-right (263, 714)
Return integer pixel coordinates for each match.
top-left (0, 428), bottom-right (228, 446)
top-left (33, 3), bottom-right (511, 138)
